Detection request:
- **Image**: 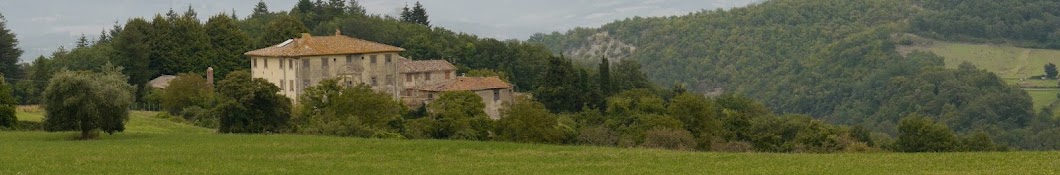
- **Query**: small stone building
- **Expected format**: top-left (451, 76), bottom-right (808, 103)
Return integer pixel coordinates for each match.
top-left (409, 76), bottom-right (514, 119)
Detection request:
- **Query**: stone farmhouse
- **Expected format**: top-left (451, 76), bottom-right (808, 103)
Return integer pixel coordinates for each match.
top-left (244, 32), bottom-right (513, 119)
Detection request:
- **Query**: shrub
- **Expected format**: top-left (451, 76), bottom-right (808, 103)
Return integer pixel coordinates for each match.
top-left (295, 79), bottom-right (404, 137)
top-left (495, 97), bottom-right (565, 144)
top-left (181, 106), bottom-right (216, 128)
top-left (0, 76), bottom-right (15, 129)
top-left (214, 71), bottom-right (291, 133)
top-left (577, 126), bottom-right (619, 146)
top-left (895, 114), bottom-right (959, 152)
top-left (160, 73), bottom-right (213, 115)
top-left (422, 91), bottom-right (493, 140)
top-left (641, 128), bottom-right (696, 151)
top-left (710, 140), bottom-right (754, 152)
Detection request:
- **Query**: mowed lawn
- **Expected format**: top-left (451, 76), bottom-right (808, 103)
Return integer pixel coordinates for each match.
top-left (3, 112), bottom-right (1060, 174)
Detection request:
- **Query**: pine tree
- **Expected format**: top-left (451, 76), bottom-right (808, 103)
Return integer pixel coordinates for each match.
top-left (206, 13), bottom-right (251, 81)
top-left (96, 30), bottom-right (110, 44)
top-left (411, 2), bottom-right (430, 26)
top-left (149, 14), bottom-right (179, 75)
top-left (112, 18), bottom-right (154, 97)
top-left (169, 6), bottom-right (211, 74)
top-left (400, 4), bottom-right (413, 23)
top-left (252, 1), bottom-right (270, 18)
top-left (347, 0), bottom-right (366, 16)
top-left (0, 13), bottom-right (24, 80)
top-left (75, 34), bottom-right (89, 49)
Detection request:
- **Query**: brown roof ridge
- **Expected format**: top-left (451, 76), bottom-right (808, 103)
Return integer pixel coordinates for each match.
top-left (245, 33), bottom-right (405, 57)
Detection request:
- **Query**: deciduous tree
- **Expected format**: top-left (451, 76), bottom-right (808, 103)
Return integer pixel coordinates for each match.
top-left (42, 66), bottom-right (135, 139)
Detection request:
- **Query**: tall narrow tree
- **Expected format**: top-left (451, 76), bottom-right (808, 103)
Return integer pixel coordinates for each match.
top-left (0, 13), bottom-right (24, 80)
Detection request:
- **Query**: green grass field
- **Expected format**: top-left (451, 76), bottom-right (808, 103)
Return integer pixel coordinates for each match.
top-left (899, 39), bottom-right (1060, 80)
top-left (4, 111), bottom-right (1060, 174)
top-left (898, 35), bottom-right (1060, 117)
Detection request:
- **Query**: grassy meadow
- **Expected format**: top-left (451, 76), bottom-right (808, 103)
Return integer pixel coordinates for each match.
top-left (2, 111), bottom-right (1060, 174)
top-left (898, 35), bottom-right (1060, 116)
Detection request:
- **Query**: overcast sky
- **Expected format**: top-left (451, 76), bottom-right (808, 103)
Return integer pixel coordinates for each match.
top-left (0, 0), bottom-right (759, 62)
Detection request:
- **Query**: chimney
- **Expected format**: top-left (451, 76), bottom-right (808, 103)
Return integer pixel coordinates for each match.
top-left (206, 67), bottom-right (214, 87)
top-left (299, 33), bottom-right (312, 46)
top-left (334, 29), bottom-right (342, 36)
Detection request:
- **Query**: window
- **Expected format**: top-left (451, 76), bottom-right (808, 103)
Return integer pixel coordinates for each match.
top-left (280, 81), bottom-right (285, 90)
top-left (386, 75), bottom-right (393, 85)
top-left (371, 77), bottom-right (377, 86)
top-left (279, 58), bottom-right (284, 69)
top-left (264, 58), bottom-right (268, 68)
top-left (321, 58), bottom-right (328, 67)
top-left (346, 55), bottom-right (353, 64)
top-left (406, 74), bottom-right (413, 82)
top-left (445, 71), bottom-right (452, 79)
top-left (303, 59), bottom-right (310, 68)
top-left (253, 58), bottom-right (258, 68)
top-left (424, 72), bottom-right (431, 81)
top-left (428, 93), bottom-right (434, 100)
top-left (303, 79), bottom-right (310, 89)
top-left (493, 89), bottom-right (500, 101)
top-left (370, 55), bottom-right (377, 64)
top-left (289, 80), bottom-right (294, 91)
top-left (345, 80), bottom-right (353, 87)
top-left (289, 59), bottom-right (294, 70)
top-left (385, 54), bottom-right (392, 63)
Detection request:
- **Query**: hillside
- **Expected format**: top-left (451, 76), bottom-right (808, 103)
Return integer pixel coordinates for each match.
top-left (896, 35), bottom-right (1060, 117)
top-left (3, 112), bottom-right (1060, 174)
top-left (528, 0), bottom-right (1049, 147)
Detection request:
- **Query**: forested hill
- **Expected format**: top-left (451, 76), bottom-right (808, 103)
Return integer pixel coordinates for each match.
top-left (528, 0), bottom-right (1059, 148)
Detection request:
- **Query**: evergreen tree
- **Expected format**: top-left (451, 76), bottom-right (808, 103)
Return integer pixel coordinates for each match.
top-left (149, 14), bottom-right (179, 75)
top-left (400, 4), bottom-right (412, 23)
top-left (1046, 63), bottom-right (1058, 79)
top-left (597, 56), bottom-right (612, 96)
top-left (169, 6), bottom-right (211, 74)
top-left (411, 2), bottom-right (430, 26)
top-left (112, 18), bottom-right (154, 98)
top-left (347, 0), bottom-right (366, 16)
top-left (252, 1), bottom-right (269, 18)
top-left (534, 55), bottom-right (584, 113)
top-left (261, 14), bottom-right (309, 47)
top-left (613, 59), bottom-right (651, 92)
top-left (0, 13), bottom-right (23, 80)
top-left (96, 30), bottom-right (110, 44)
top-left (206, 13), bottom-right (251, 80)
top-left (75, 34), bottom-right (89, 49)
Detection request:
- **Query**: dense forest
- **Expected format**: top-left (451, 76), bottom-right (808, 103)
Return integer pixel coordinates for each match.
top-left (528, 0), bottom-right (1060, 149)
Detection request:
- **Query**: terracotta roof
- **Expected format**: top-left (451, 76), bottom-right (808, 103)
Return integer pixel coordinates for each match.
top-left (414, 76), bottom-right (511, 91)
top-left (147, 75), bottom-right (176, 89)
top-left (400, 59), bottom-right (455, 73)
top-left (245, 33), bottom-right (405, 57)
